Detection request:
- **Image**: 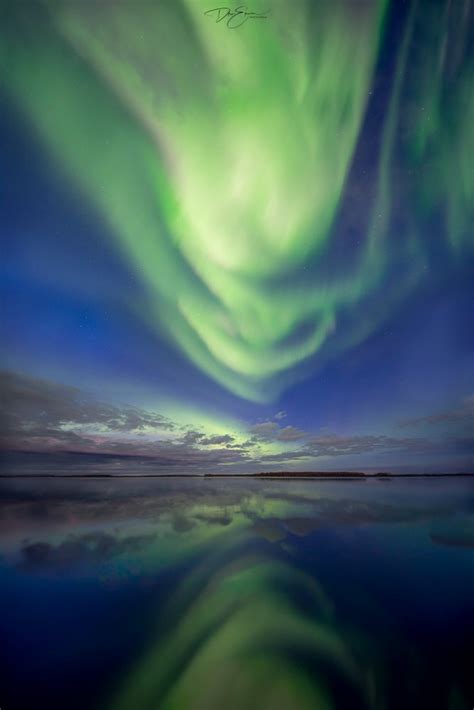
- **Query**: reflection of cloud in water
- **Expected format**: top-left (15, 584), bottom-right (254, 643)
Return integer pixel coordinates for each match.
top-left (252, 517), bottom-right (322, 541)
top-left (1, 478), bottom-right (472, 571)
top-left (172, 514), bottom-right (196, 534)
top-left (20, 531), bottom-right (157, 570)
top-left (252, 520), bottom-right (287, 543)
top-left (111, 544), bottom-right (382, 710)
top-left (194, 510), bottom-right (234, 527)
top-left (429, 516), bottom-right (474, 549)
top-left (283, 518), bottom-right (323, 537)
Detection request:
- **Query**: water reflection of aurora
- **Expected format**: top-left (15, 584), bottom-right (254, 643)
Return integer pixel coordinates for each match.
top-left (112, 545), bottom-right (382, 710)
top-left (1, 478), bottom-right (472, 709)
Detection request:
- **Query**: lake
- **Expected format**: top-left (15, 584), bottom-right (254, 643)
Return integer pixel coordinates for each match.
top-left (1, 476), bottom-right (473, 709)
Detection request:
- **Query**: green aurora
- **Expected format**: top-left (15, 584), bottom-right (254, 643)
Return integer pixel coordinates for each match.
top-left (2, 0), bottom-right (472, 402)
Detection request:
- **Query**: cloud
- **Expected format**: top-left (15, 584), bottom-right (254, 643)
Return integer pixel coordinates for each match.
top-left (200, 434), bottom-right (235, 446)
top-left (276, 426), bottom-right (307, 442)
top-left (259, 432), bottom-right (474, 465)
top-left (180, 430), bottom-right (236, 447)
top-left (274, 411), bottom-right (287, 420)
top-left (305, 434), bottom-right (422, 456)
top-left (1, 371), bottom-right (472, 475)
top-left (249, 422), bottom-right (280, 440)
top-left (249, 421), bottom-right (306, 442)
top-left (0, 371), bottom-right (253, 470)
top-left (399, 394), bottom-right (474, 429)
top-left (0, 370), bottom-right (174, 436)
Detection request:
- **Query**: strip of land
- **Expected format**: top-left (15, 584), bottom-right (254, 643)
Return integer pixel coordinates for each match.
top-left (0, 472), bottom-right (472, 478)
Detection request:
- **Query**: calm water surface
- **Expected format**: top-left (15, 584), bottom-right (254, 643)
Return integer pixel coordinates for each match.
top-left (0, 476), bottom-right (473, 710)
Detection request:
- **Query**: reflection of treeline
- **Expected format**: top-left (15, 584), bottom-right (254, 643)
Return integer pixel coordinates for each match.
top-left (254, 471), bottom-right (367, 478)
top-left (203, 471), bottom-right (369, 478)
top-left (204, 472), bottom-right (473, 478)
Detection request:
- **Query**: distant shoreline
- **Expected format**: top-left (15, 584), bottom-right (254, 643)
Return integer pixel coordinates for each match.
top-left (0, 473), bottom-right (472, 479)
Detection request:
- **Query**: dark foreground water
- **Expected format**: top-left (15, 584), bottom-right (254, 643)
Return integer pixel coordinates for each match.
top-left (0, 476), bottom-right (473, 710)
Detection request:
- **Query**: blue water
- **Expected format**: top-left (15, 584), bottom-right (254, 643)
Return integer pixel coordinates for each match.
top-left (1, 476), bottom-right (473, 709)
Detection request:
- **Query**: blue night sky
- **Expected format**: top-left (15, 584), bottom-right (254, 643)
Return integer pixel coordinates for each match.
top-left (1, 0), bottom-right (473, 474)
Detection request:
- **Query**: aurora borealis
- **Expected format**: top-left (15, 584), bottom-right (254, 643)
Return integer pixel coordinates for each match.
top-left (1, 0), bottom-right (474, 473)
top-left (1, 5), bottom-right (474, 706)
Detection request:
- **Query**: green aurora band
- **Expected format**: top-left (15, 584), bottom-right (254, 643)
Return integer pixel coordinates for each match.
top-left (2, 0), bottom-right (472, 401)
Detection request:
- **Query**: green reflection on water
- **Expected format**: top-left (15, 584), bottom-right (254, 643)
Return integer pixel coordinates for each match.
top-left (1, 478), bottom-right (472, 709)
top-left (112, 545), bottom-right (382, 710)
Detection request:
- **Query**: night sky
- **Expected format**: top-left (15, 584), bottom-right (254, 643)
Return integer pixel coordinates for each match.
top-left (1, 0), bottom-right (473, 474)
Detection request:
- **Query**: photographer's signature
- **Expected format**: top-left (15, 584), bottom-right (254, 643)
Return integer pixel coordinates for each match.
top-left (204, 5), bottom-right (268, 28)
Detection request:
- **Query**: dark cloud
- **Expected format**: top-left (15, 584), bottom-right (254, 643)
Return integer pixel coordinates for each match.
top-left (276, 426), bottom-right (307, 442)
top-left (305, 434), bottom-right (427, 456)
top-left (249, 421), bottom-right (280, 440)
top-left (179, 430), bottom-right (236, 447)
top-left (399, 394), bottom-right (474, 429)
top-left (180, 430), bottom-right (206, 446)
top-left (200, 434), bottom-right (235, 446)
top-left (0, 370), bottom-right (174, 438)
top-left (0, 372), bottom-right (252, 471)
top-left (259, 432), bottom-right (474, 464)
top-left (249, 421), bottom-right (306, 442)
